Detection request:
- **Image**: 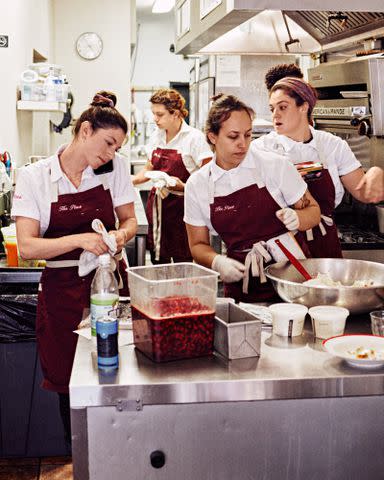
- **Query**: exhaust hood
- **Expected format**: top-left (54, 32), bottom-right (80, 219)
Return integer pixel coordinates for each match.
top-left (175, 0), bottom-right (384, 55)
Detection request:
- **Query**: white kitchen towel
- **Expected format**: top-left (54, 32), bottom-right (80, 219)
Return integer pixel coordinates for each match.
top-left (78, 219), bottom-right (117, 277)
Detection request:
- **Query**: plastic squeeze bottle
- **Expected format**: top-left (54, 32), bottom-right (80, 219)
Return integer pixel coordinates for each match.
top-left (90, 254), bottom-right (119, 342)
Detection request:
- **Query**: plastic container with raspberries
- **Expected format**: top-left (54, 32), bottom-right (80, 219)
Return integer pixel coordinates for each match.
top-left (128, 263), bottom-right (218, 362)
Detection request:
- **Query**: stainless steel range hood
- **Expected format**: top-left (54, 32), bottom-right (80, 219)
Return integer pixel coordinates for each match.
top-left (175, 0), bottom-right (384, 55)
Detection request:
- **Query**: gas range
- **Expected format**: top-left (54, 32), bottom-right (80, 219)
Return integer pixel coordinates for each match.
top-left (337, 225), bottom-right (384, 250)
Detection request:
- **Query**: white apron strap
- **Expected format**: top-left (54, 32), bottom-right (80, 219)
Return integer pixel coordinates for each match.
top-left (46, 259), bottom-right (79, 268)
top-left (242, 242), bottom-right (272, 294)
top-left (153, 190), bottom-right (163, 261)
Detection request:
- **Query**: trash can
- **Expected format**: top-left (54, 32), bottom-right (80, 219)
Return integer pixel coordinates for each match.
top-left (0, 295), bottom-right (68, 457)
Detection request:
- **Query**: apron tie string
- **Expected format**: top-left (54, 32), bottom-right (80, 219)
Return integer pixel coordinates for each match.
top-left (152, 187), bottom-right (184, 261)
top-left (306, 213), bottom-right (334, 241)
top-left (242, 242), bottom-right (272, 294)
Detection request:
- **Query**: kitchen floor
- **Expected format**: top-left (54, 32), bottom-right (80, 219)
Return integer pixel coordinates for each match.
top-left (0, 456), bottom-right (73, 480)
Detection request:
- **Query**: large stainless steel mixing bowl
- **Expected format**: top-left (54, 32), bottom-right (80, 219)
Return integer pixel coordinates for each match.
top-left (264, 258), bottom-right (384, 314)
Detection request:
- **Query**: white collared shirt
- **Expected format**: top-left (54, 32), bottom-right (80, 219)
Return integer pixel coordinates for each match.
top-left (146, 121), bottom-right (212, 174)
top-left (11, 147), bottom-right (137, 236)
top-left (184, 148), bottom-right (307, 234)
top-left (252, 126), bottom-right (361, 207)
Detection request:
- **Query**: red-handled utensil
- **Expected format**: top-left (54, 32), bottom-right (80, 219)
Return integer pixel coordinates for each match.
top-left (274, 239), bottom-right (312, 281)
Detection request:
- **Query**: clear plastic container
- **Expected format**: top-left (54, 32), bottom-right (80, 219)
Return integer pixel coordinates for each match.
top-left (128, 263), bottom-right (218, 362)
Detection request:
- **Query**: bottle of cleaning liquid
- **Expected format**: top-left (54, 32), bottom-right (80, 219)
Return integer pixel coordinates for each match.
top-left (90, 254), bottom-right (119, 344)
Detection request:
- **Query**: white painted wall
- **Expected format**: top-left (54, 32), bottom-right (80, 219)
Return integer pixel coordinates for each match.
top-left (51, 0), bottom-right (131, 152)
top-left (0, 0), bottom-right (53, 166)
top-left (131, 11), bottom-right (193, 117)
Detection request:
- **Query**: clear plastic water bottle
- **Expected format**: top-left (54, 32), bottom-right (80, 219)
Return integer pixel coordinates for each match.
top-left (90, 254), bottom-right (119, 344)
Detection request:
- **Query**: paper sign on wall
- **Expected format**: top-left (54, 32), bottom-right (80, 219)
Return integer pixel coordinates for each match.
top-left (216, 55), bottom-right (241, 87)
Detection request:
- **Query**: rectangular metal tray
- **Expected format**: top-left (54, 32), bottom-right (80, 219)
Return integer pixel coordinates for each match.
top-left (214, 302), bottom-right (262, 360)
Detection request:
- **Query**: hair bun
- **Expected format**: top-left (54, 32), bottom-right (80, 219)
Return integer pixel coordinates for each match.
top-left (211, 93), bottom-right (225, 103)
top-left (91, 91), bottom-right (117, 108)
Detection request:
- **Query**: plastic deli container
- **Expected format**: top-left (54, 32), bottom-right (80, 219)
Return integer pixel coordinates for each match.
top-left (128, 263), bottom-right (218, 362)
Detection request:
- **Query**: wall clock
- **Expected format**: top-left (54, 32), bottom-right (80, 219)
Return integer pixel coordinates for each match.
top-left (76, 32), bottom-right (103, 60)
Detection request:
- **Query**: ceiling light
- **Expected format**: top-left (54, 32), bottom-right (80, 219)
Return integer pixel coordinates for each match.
top-left (152, 0), bottom-right (175, 13)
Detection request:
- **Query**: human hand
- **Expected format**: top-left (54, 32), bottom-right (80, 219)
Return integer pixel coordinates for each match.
top-left (79, 233), bottom-right (109, 256)
top-left (355, 166), bottom-right (384, 203)
top-left (276, 208), bottom-right (300, 231)
top-left (167, 176), bottom-right (184, 192)
top-left (211, 254), bottom-right (246, 283)
top-left (109, 229), bottom-right (129, 252)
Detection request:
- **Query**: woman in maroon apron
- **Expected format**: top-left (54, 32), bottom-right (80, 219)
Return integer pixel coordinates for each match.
top-left (263, 75), bottom-right (384, 258)
top-left (132, 89), bottom-right (212, 264)
top-left (13, 92), bottom-right (137, 446)
top-left (184, 94), bottom-right (321, 303)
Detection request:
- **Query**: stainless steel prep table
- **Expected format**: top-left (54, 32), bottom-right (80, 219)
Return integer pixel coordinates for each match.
top-left (70, 315), bottom-right (384, 480)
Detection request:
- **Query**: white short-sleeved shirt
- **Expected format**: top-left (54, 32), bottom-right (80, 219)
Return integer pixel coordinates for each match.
top-left (146, 120), bottom-right (212, 174)
top-left (252, 126), bottom-right (361, 207)
top-left (11, 147), bottom-right (137, 236)
top-left (184, 148), bottom-right (307, 235)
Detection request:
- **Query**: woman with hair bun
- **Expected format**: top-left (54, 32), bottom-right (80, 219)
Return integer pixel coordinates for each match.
top-left (133, 88), bottom-right (212, 264)
top-left (12, 90), bottom-right (137, 446)
top-left (253, 76), bottom-right (384, 258)
top-left (184, 94), bottom-right (320, 303)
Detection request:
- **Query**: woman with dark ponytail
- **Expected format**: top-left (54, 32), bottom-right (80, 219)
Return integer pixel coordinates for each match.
top-left (12, 91), bottom-right (137, 447)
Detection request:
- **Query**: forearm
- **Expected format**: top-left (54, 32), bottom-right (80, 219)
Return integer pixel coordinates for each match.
top-left (18, 234), bottom-right (83, 260)
top-left (291, 190), bottom-right (321, 231)
top-left (132, 163), bottom-right (153, 185)
top-left (186, 224), bottom-right (217, 268)
top-left (117, 217), bottom-right (138, 244)
top-left (190, 242), bottom-right (217, 268)
top-left (296, 205), bottom-right (321, 231)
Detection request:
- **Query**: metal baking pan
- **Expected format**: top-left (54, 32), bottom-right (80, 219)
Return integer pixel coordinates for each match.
top-left (214, 302), bottom-right (262, 360)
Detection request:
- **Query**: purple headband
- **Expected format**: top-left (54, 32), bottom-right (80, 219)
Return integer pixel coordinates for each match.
top-left (93, 93), bottom-right (115, 108)
top-left (273, 77), bottom-right (317, 112)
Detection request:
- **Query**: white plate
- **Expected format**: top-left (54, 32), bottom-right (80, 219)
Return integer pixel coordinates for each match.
top-left (323, 334), bottom-right (384, 368)
top-left (340, 91), bottom-right (368, 99)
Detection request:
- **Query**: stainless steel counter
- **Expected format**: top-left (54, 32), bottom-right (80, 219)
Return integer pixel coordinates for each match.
top-left (70, 314), bottom-right (379, 408)
top-left (70, 313), bottom-right (384, 480)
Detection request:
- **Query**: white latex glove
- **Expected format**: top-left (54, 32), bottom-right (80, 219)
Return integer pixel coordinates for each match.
top-left (276, 208), bottom-right (299, 231)
top-left (145, 170), bottom-right (177, 188)
top-left (211, 254), bottom-right (246, 283)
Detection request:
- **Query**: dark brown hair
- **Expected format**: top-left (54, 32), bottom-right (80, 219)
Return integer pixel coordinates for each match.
top-left (150, 88), bottom-right (188, 119)
top-left (205, 94), bottom-right (255, 148)
top-left (73, 90), bottom-right (128, 136)
top-left (265, 63), bottom-right (303, 91)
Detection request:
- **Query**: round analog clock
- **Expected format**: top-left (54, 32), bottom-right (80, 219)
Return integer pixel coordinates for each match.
top-left (76, 32), bottom-right (103, 60)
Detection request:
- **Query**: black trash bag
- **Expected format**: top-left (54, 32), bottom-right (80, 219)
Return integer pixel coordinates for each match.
top-left (0, 295), bottom-right (37, 342)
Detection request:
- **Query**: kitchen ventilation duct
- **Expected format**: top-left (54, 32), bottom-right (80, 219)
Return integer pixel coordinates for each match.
top-left (175, 1), bottom-right (384, 55)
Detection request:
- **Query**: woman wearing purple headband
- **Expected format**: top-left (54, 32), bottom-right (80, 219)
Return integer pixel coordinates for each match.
top-left (252, 75), bottom-right (384, 258)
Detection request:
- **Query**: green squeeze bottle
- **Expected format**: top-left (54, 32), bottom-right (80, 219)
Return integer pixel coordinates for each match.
top-left (90, 254), bottom-right (119, 344)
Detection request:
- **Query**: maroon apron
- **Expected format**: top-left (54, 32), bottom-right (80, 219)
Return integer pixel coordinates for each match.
top-left (37, 183), bottom-right (118, 393)
top-left (210, 183), bottom-right (310, 303)
top-left (146, 147), bottom-right (192, 262)
top-left (302, 167), bottom-right (343, 258)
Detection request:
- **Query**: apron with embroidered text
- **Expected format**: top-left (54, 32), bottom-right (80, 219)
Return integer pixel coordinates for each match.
top-left (37, 182), bottom-right (126, 393)
top-left (210, 182), bottom-right (310, 303)
top-left (146, 147), bottom-right (192, 261)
